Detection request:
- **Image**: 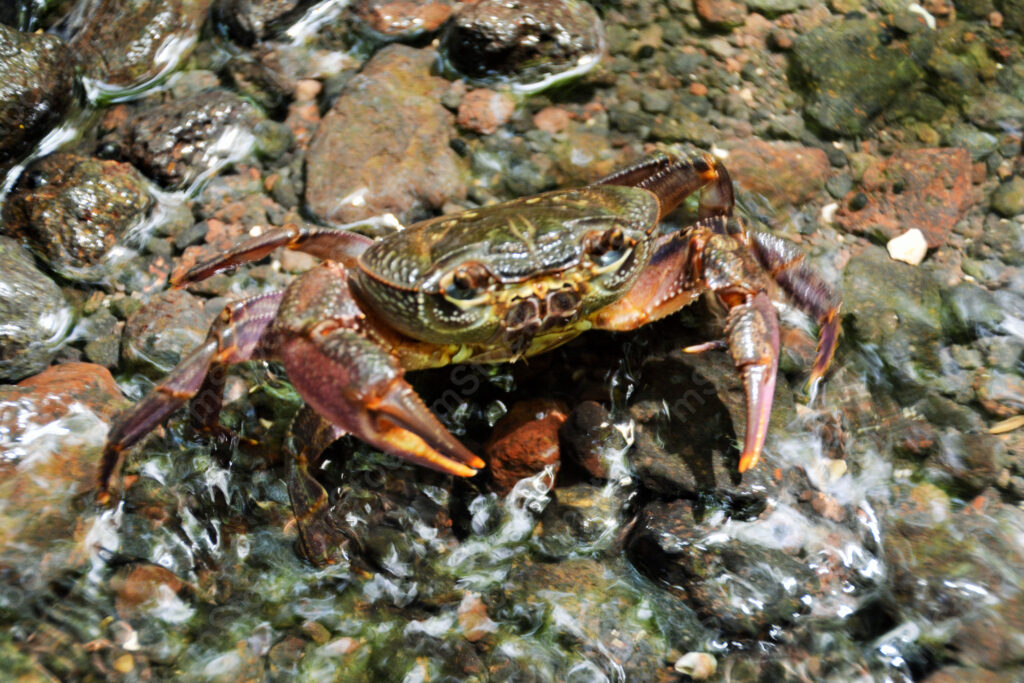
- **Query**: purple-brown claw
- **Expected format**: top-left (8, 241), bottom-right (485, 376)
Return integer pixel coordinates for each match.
top-left (726, 291), bottom-right (780, 473)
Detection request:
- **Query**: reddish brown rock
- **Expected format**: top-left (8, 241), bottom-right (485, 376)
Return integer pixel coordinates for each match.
top-left (354, 0), bottom-right (452, 37)
top-left (834, 148), bottom-right (976, 248)
top-left (112, 564), bottom-right (187, 619)
top-left (726, 139), bottom-right (829, 207)
top-left (484, 399), bottom-right (568, 495)
top-left (305, 45), bottom-right (466, 225)
top-left (0, 363), bottom-right (126, 579)
top-left (534, 106), bottom-right (572, 134)
top-left (694, 0), bottom-right (747, 28)
top-left (457, 88), bottom-right (515, 135)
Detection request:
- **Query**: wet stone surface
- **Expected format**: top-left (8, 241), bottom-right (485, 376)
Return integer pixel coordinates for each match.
top-left (0, 237), bottom-right (72, 381)
top-left (109, 90), bottom-right (265, 191)
top-left (0, 0), bottom-right (1023, 679)
top-left (440, 0), bottom-right (605, 89)
top-left (66, 0), bottom-right (211, 94)
top-left (2, 153), bottom-right (154, 280)
top-left (0, 24), bottom-right (74, 172)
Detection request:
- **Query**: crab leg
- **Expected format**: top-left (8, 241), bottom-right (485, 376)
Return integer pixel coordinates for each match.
top-left (595, 152), bottom-right (733, 219)
top-left (745, 231), bottom-right (841, 390)
top-left (97, 291), bottom-right (284, 503)
top-left (592, 217), bottom-right (781, 473)
top-left (284, 405), bottom-right (349, 564)
top-left (173, 223), bottom-right (374, 286)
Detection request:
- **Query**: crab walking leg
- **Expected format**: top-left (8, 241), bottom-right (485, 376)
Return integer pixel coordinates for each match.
top-left (98, 291), bottom-right (285, 503)
top-left (745, 231), bottom-right (841, 390)
top-left (592, 217), bottom-right (781, 473)
top-left (284, 405), bottom-right (349, 565)
top-left (172, 223), bottom-right (374, 286)
top-left (594, 152), bottom-right (732, 220)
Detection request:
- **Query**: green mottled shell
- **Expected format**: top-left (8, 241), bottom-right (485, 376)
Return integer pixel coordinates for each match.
top-left (353, 185), bottom-right (659, 345)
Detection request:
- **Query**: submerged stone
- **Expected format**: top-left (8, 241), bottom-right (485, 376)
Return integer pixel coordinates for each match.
top-left (0, 237), bottom-right (72, 381)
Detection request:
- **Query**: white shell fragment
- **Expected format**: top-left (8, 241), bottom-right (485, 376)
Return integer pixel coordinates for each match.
top-left (674, 652), bottom-right (717, 679)
top-left (886, 228), bottom-right (929, 265)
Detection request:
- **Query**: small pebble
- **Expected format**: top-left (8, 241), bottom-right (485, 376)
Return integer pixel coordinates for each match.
top-left (675, 652), bottom-right (717, 679)
top-left (886, 228), bottom-right (928, 265)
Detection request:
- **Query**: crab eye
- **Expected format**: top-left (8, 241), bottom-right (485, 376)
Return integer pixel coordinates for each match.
top-left (585, 227), bottom-right (632, 269)
top-left (443, 261), bottom-right (491, 301)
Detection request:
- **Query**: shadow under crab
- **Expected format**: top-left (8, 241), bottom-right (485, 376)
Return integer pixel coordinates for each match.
top-left (98, 151), bottom-right (841, 565)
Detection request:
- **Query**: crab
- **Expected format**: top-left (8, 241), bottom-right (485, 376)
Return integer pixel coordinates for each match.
top-left (98, 152), bottom-right (840, 563)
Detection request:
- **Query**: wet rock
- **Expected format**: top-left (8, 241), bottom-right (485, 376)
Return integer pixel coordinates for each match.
top-left (941, 281), bottom-right (1002, 337)
top-left (440, 0), bottom-right (604, 91)
top-left (114, 90), bottom-right (264, 191)
top-left (491, 557), bottom-right (672, 679)
top-left (791, 18), bottom-right (930, 136)
top-left (305, 45), bottom-right (466, 225)
top-left (842, 245), bottom-right (944, 392)
top-left (726, 139), bottom-right (829, 207)
top-left (484, 399), bottom-right (566, 495)
top-left (930, 429), bottom-right (1006, 493)
top-left (0, 237), bottom-right (72, 381)
top-left (211, 0), bottom-right (314, 46)
top-left (67, 0), bottom-right (211, 94)
top-left (834, 148), bottom-right (975, 248)
top-left (886, 502), bottom-right (1024, 670)
top-left (111, 564), bottom-right (188, 621)
top-left (694, 0), bottom-right (747, 29)
top-left (627, 499), bottom-right (815, 637)
top-left (457, 88), bottom-right (516, 135)
top-left (352, 0), bottom-right (453, 40)
top-left (628, 350), bottom-right (784, 503)
top-left (975, 369), bottom-right (1024, 418)
top-left (0, 363), bottom-right (124, 578)
top-left (534, 483), bottom-right (623, 557)
top-left (2, 153), bottom-right (154, 281)
top-left (559, 400), bottom-right (625, 479)
top-left (990, 175), bottom-right (1024, 218)
top-left (0, 25), bottom-right (74, 172)
top-left (312, 459), bottom-right (460, 598)
top-left (121, 289), bottom-right (217, 376)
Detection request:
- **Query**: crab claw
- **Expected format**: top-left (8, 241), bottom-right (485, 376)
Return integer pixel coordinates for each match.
top-left (279, 325), bottom-right (484, 478)
top-left (724, 291), bottom-right (780, 473)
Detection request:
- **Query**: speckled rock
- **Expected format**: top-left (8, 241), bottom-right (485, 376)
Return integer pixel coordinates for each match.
top-left (211, 0), bottom-right (313, 46)
top-left (68, 0), bottom-right (212, 94)
top-left (2, 153), bottom-right (154, 281)
top-left (121, 289), bottom-right (218, 376)
top-left (0, 237), bottom-right (72, 381)
top-left (352, 0), bottom-right (453, 40)
top-left (440, 0), bottom-right (605, 90)
top-left (114, 90), bottom-right (264, 190)
top-left (791, 17), bottom-right (931, 136)
top-left (726, 139), bottom-right (829, 207)
top-left (0, 25), bottom-right (74, 172)
top-left (835, 148), bottom-right (975, 248)
top-left (305, 45), bottom-right (466, 225)
top-left (457, 88), bottom-right (516, 135)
